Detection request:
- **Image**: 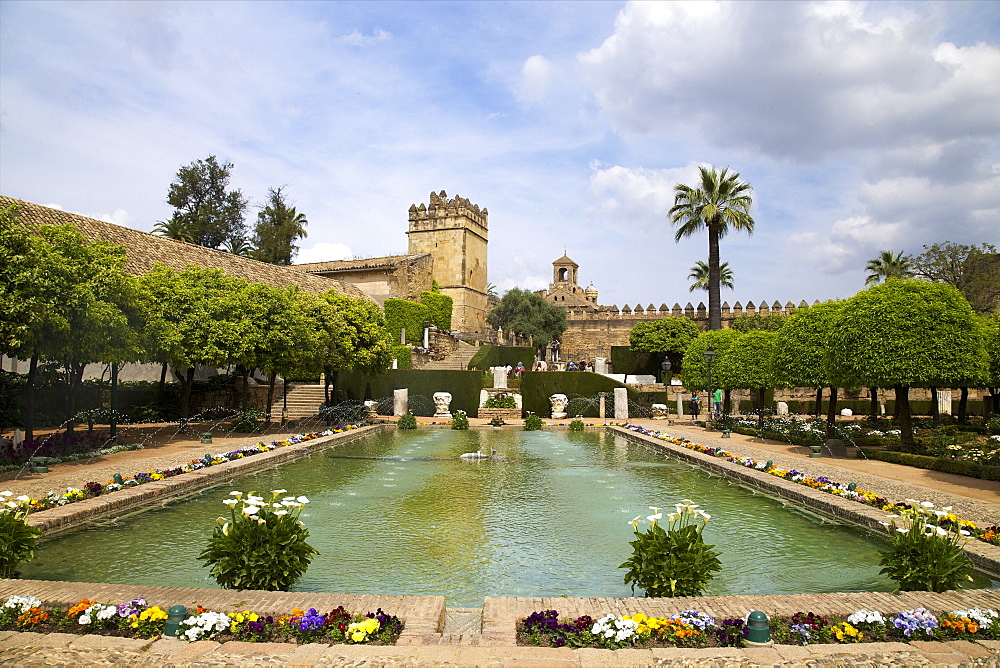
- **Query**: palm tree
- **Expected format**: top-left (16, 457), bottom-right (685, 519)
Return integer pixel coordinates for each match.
top-left (688, 260), bottom-right (734, 293)
top-left (669, 166), bottom-right (755, 330)
top-left (221, 235), bottom-right (253, 257)
top-left (864, 250), bottom-right (913, 285)
top-left (251, 186), bottom-right (309, 265)
top-left (152, 217), bottom-right (193, 242)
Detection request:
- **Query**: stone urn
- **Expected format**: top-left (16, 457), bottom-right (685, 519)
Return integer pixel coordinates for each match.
top-left (363, 400), bottom-right (378, 420)
top-left (549, 393), bottom-right (568, 419)
top-left (433, 392), bottom-right (453, 418)
top-left (650, 403), bottom-right (668, 420)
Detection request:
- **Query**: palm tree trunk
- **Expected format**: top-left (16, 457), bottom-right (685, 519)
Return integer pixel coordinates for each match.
top-left (708, 224), bottom-right (722, 330)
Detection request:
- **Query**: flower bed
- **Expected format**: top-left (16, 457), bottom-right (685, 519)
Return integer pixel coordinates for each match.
top-left (614, 423), bottom-right (1000, 546)
top-left (518, 606), bottom-right (1000, 649)
top-left (0, 426), bottom-right (361, 513)
top-left (0, 593), bottom-right (403, 645)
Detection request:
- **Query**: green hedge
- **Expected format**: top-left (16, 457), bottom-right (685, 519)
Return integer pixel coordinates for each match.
top-left (384, 299), bottom-right (431, 345)
top-left (610, 346), bottom-right (667, 376)
top-left (391, 346), bottom-right (413, 370)
top-left (419, 291), bottom-right (453, 330)
top-left (467, 345), bottom-right (536, 371)
top-left (337, 369), bottom-right (482, 417)
top-left (858, 448), bottom-right (1000, 482)
top-left (743, 399), bottom-right (952, 417)
top-left (520, 372), bottom-right (639, 418)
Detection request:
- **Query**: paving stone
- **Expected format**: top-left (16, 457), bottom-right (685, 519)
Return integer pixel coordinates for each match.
top-left (214, 639), bottom-right (297, 657)
top-left (145, 638), bottom-right (222, 661)
top-left (68, 633), bottom-right (152, 651)
top-left (286, 642), bottom-right (332, 666)
top-left (576, 647), bottom-right (655, 667)
top-left (943, 639), bottom-right (994, 659)
top-left (0, 631), bottom-right (75, 648)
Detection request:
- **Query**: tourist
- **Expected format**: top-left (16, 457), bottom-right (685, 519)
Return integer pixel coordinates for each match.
top-left (713, 388), bottom-right (723, 418)
top-left (689, 393), bottom-right (700, 419)
top-left (550, 339), bottom-right (560, 362)
top-left (578, 360), bottom-right (588, 371)
top-left (567, 361), bottom-right (578, 371)
top-left (515, 361), bottom-right (525, 377)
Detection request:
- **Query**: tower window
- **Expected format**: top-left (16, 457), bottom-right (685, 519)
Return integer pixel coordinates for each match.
top-left (558, 268), bottom-right (568, 281)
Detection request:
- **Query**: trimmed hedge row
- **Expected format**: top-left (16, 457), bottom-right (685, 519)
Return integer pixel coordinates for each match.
top-left (337, 369), bottom-right (482, 417)
top-left (520, 372), bottom-right (639, 418)
top-left (384, 299), bottom-right (431, 345)
top-left (419, 291), bottom-right (453, 330)
top-left (391, 346), bottom-right (412, 370)
top-left (858, 448), bottom-right (1000, 482)
top-left (467, 345), bottom-right (536, 371)
top-left (610, 346), bottom-right (667, 376)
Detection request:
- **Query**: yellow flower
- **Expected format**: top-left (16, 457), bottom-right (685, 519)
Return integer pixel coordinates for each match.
top-left (351, 630), bottom-right (366, 642)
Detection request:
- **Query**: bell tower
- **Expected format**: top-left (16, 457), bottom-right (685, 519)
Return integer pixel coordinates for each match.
top-left (407, 190), bottom-right (488, 333)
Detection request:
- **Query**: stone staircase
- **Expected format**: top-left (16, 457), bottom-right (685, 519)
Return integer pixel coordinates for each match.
top-left (420, 341), bottom-right (480, 371)
top-left (268, 384), bottom-right (326, 420)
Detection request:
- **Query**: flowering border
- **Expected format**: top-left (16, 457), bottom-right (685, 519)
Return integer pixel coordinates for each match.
top-left (1, 426), bottom-right (362, 515)
top-left (612, 423), bottom-right (999, 546)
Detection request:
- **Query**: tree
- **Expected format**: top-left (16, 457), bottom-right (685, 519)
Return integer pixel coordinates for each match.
top-left (864, 250), bottom-right (913, 285)
top-left (669, 166), bottom-right (755, 331)
top-left (681, 329), bottom-right (742, 413)
top-left (318, 293), bottom-right (393, 403)
top-left (151, 217), bottom-right (193, 243)
top-left (0, 206), bottom-right (39, 355)
top-left (487, 288), bottom-right (567, 351)
top-left (716, 330), bottom-right (779, 420)
top-left (250, 186), bottom-right (309, 265)
top-left (166, 156), bottom-right (248, 249)
top-left (220, 235), bottom-right (253, 257)
top-left (911, 241), bottom-right (999, 314)
top-left (688, 260), bottom-right (733, 292)
top-left (774, 301), bottom-right (845, 433)
top-left (826, 280), bottom-right (989, 451)
top-left (628, 318), bottom-right (700, 372)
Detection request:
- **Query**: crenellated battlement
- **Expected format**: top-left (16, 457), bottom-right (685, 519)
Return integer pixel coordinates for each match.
top-left (564, 299), bottom-right (816, 322)
top-left (408, 190), bottom-right (488, 232)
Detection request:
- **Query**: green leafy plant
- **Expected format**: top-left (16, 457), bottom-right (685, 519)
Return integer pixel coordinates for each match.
top-left (0, 498), bottom-right (42, 578)
top-left (523, 412), bottom-right (544, 431)
top-left (489, 415), bottom-right (505, 427)
top-left (484, 393), bottom-right (517, 409)
top-left (199, 489), bottom-right (318, 591)
top-left (229, 408), bottom-right (267, 433)
top-left (569, 417), bottom-right (586, 431)
top-left (397, 413), bottom-right (417, 430)
top-left (620, 500), bottom-right (722, 597)
top-left (451, 410), bottom-right (470, 430)
top-left (877, 500), bottom-right (973, 592)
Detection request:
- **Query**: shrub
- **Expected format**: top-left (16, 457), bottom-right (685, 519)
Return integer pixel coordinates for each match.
top-left (391, 346), bottom-right (413, 370)
top-left (620, 500), bottom-right (721, 597)
top-left (0, 497), bottom-right (41, 578)
top-left (483, 393), bottom-right (517, 409)
top-left (384, 299), bottom-right (431, 344)
top-left (419, 291), bottom-right (453, 330)
top-left (569, 417), bottom-right (585, 432)
top-left (229, 408), bottom-right (267, 433)
top-left (199, 490), bottom-right (318, 591)
top-left (397, 413), bottom-right (417, 430)
top-left (524, 413), bottom-right (544, 431)
top-left (451, 410), bottom-right (469, 430)
top-left (877, 500), bottom-right (973, 592)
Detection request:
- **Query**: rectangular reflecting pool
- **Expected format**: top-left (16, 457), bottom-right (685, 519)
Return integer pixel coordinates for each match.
top-left (22, 428), bottom-right (994, 605)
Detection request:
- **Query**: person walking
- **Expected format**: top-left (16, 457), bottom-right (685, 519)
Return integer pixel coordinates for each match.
top-left (689, 393), bottom-right (700, 421)
top-left (713, 388), bottom-right (723, 418)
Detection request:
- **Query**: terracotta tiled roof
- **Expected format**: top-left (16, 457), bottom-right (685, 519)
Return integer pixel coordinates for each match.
top-left (1, 196), bottom-right (373, 302)
top-left (293, 253), bottom-right (430, 273)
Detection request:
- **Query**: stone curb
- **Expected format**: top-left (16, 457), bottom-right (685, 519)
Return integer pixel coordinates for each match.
top-left (611, 426), bottom-right (1000, 576)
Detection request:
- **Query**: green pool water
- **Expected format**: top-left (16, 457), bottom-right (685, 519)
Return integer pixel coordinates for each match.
top-left (22, 428), bottom-right (993, 605)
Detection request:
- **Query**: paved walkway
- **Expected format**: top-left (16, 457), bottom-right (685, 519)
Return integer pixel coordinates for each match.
top-left (2, 418), bottom-right (999, 666)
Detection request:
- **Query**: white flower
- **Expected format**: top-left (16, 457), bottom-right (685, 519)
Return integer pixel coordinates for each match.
top-left (272, 489), bottom-right (287, 494)
top-left (920, 501), bottom-right (935, 508)
top-left (274, 510), bottom-right (288, 516)
top-left (648, 506), bottom-right (661, 514)
top-left (647, 512), bottom-right (662, 523)
top-left (222, 499), bottom-right (237, 506)
top-left (229, 491), bottom-right (243, 497)
top-left (0, 491), bottom-right (12, 497)
top-left (296, 496), bottom-right (309, 504)
top-left (243, 506), bottom-right (260, 516)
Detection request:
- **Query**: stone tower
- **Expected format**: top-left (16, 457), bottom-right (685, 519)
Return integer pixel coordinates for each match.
top-left (407, 190), bottom-right (488, 333)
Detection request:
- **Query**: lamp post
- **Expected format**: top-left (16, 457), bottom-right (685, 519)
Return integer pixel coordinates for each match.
top-left (704, 346), bottom-right (716, 420)
top-left (422, 319), bottom-right (431, 349)
top-left (660, 358), bottom-right (672, 386)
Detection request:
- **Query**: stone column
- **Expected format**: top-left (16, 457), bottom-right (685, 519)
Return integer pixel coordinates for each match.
top-left (393, 389), bottom-right (408, 416)
top-left (614, 387), bottom-right (628, 420)
top-left (423, 327), bottom-right (430, 349)
top-left (392, 358), bottom-right (398, 370)
top-left (400, 328), bottom-right (406, 345)
top-left (938, 389), bottom-right (953, 415)
top-left (492, 366), bottom-right (508, 389)
top-left (598, 392), bottom-right (606, 419)
top-left (594, 357), bottom-right (607, 374)
top-left (675, 390), bottom-right (685, 417)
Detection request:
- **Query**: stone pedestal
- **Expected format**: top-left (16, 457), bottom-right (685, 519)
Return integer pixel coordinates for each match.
top-left (614, 387), bottom-right (628, 420)
top-left (492, 367), bottom-right (508, 389)
top-left (363, 400), bottom-right (378, 420)
top-left (598, 392), bottom-right (606, 419)
top-left (675, 391), bottom-right (684, 417)
top-left (433, 392), bottom-right (453, 418)
top-left (776, 401), bottom-right (789, 416)
top-left (938, 389), bottom-right (953, 415)
top-left (594, 357), bottom-right (608, 374)
top-left (651, 403), bottom-right (668, 419)
top-left (393, 389), bottom-right (408, 416)
top-left (550, 394), bottom-right (568, 419)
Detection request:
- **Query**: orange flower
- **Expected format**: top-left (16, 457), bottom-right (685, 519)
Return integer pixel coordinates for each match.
top-left (68, 598), bottom-right (97, 617)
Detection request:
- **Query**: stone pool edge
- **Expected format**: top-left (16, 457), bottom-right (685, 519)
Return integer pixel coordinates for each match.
top-left (610, 425), bottom-right (1000, 577)
top-left (24, 424), bottom-right (387, 537)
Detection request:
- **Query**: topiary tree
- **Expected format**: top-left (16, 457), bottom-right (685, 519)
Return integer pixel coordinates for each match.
top-left (826, 280), bottom-right (989, 451)
top-left (420, 290), bottom-right (453, 330)
top-left (628, 318), bottom-right (700, 374)
top-left (715, 330), bottom-right (779, 423)
top-left (681, 329), bottom-right (742, 414)
top-left (774, 301), bottom-right (845, 434)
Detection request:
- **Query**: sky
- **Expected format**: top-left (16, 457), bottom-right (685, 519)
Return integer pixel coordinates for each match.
top-left (1, 0), bottom-right (998, 310)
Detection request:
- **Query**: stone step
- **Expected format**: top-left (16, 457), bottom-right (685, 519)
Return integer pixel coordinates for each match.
top-left (442, 607), bottom-right (482, 635)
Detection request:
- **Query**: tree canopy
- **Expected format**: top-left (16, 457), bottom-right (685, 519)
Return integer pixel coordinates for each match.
top-left (911, 241), bottom-right (999, 314)
top-left (251, 186), bottom-right (309, 265)
top-left (628, 318), bottom-right (700, 370)
top-left (730, 312), bottom-right (786, 332)
top-left (715, 330), bottom-right (779, 396)
top-left (864, 250), bottom-right (913, 285)
top-left (680, 328), bottom-right (742, 392)
top-left (487, 288), bottom-right (567, 349)
top-left (165, 155), bottom-right (248, 249)
top-left (669, 166), bottom-right (754, 330)
top-left (773, 301), bottom-right (844, 390)
top-left (688, 260), bottom-right (733, 292)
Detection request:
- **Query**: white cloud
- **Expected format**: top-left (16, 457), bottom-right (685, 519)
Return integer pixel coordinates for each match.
top-left (339, 28), bottom-right (391, 46)
top-left (92, 209), bottom-right (135, 228)
top-left (295, 241), bottom-right (353, 265)
top-left (517, 55), bottom-right (556, 105)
